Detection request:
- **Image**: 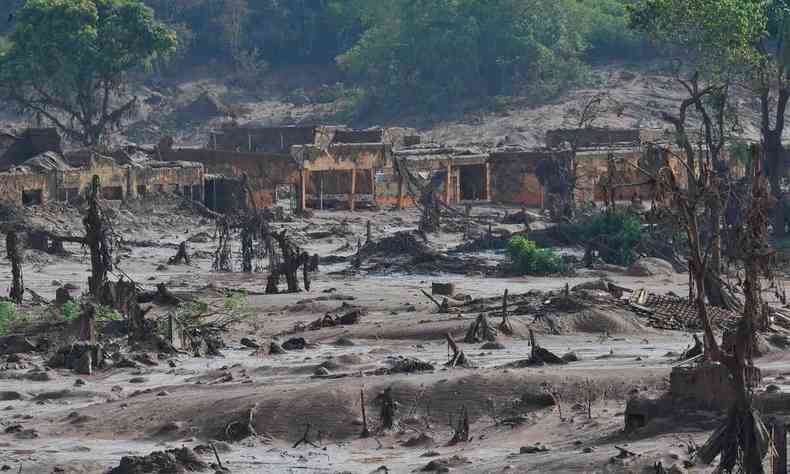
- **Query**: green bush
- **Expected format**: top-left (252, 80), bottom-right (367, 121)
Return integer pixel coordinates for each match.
top-left (0, 302), bottom-right (28, 336)
top-left (62, 301), bottom-right (80, 321)
top-left (575, 209), bottom-right (643, 265)
top-left (507, 236), bottom-right (567, 275)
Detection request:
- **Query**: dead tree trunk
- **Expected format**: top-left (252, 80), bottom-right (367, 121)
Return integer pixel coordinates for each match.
top-left (6, 231), bottom-right (23, 304)
top-left (168, 241), bottom-right (190, 265)
top-left (449, 406), bottom-right (470, 444)
top-left (378, 387), bottom-right (397, 430)
top-left (499, 289), bottom-right (513, 335)
top-left (301, 251), bottom-right (310, 291)
top-left (85, 176), bottom-right (112, 297)
top-left (445, 333), bottom-right (472, 367)
top-left (698, 145), bottom-right (772, 473)
top-left (464, 314), bottom-right (496, 343)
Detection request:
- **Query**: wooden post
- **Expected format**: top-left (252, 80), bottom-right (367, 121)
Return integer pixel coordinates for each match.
top-left (349, 168), bottom-right (356, 211)
top-left (397, 174), bottom-right (405, 210)
top-left (319, 174), bottom-right (324, 211)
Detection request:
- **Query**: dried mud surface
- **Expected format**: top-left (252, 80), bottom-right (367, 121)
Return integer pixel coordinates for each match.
top-left (0, 201), bottom-right (787, 474)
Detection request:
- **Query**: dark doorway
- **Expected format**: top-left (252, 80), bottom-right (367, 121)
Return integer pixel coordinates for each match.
top-left (459, 164), bottom-right (487, 201)
top-left (101, 186), bottom-right (124, 200)
top-left (204, 176), bottom-right (242, 213)
top-left (21, 189), bottom-right (43, 206)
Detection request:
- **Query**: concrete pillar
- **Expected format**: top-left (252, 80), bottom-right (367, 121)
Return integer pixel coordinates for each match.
top-left (445, 162), bottom-right (452, 205)
top-left (349, 168), bottom-right (356, 211)
top-left (370, 168), bottom-right (376, 206)
top-left (299, 169), bottom-right (308, 212)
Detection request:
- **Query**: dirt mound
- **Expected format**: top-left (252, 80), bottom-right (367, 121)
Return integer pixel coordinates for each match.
top-left (565, 308), bottom-right (648, 334)
top-left (360, 231), bottom-right (435, 260)
top-left (108, 447), bottom-right (207, 473)
top-left (627, 257), bottom-right (675, 277)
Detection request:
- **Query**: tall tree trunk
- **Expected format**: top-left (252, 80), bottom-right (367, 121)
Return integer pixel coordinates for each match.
top-left (6, 231), bottom-right (23, 304)
top-left (766, 131), bottom-right (785, 237)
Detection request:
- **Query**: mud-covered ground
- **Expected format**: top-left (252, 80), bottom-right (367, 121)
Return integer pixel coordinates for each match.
top-left (0, 199), bottom-right (787, 473)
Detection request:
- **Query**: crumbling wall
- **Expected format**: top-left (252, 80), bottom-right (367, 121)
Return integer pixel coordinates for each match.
top-left (0, 170), bottom-right (54, 206)
top-left (489, 150), bottom-right (549, 207)
top-left (546, 128), bottom-right (643, 149)
top-left (164, 148), bottom-right (299, 208)
top-left (210, 125), bottom-right (316, 153)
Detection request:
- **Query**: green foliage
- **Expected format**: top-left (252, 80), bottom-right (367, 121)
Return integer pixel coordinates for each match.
top-left (0, 303), bottom-right (29, 336)
top-left (339, 0), bottom-right (593, 112)
top-left (628, 0), bottom-right (768, 74)
top-left (96, 305), bottom-right (122, 321)
top-left (222, 290), bottom-right (247, 313)
top-left (573, 209), bottom-right (643, 265)
top-left (507, 236), bottom-right (567, 275)
top-left (61, 301), bottom-right (80, 322)
top-left (0, 0), bottom-right (177, 145)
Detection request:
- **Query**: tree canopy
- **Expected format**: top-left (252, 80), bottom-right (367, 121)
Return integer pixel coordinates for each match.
top-left (0, 0), bottom-right (177, 146)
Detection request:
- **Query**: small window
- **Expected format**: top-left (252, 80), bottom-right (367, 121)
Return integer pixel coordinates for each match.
top-left (136, 185), bottom-right (147, 196)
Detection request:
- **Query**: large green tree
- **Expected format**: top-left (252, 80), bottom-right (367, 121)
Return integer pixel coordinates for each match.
top-left (0, 0), bottom-right (177, 146)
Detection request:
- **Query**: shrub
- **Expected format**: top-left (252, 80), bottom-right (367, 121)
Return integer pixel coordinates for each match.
top-left (0, 302), bottom-right (28, 336)
top-left (559, 209), bottom-right (643, 266)
top-left (507, 236), bottom-right (567, 275)
top-left (62, 301), bottom-right (80, 321)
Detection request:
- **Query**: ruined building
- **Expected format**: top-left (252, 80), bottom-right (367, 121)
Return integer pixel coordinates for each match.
top-left (0, 128), bottom-right (204, 207)
top-left (0, 124), bottom-right (702, 212)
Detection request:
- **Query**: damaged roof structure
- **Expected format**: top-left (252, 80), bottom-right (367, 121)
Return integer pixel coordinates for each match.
top-left (164, 123), bottom-right (681, 213)
top-left (0, 129), bottom-right (204, 207)
top-left (0, 124), bottom-right (714, 213)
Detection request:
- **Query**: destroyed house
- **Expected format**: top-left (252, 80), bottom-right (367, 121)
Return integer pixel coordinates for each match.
top-left (0, 130), bottom-right (204, 207)
top-left (388, 145), bottom-right (491, 208)
top-left (165, 126), bottom-right (392, 212)
top-left (489, 128), bottom-right (671, 207)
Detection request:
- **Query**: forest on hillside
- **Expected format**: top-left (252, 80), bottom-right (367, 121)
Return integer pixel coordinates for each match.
top-left (0, 0), bottom-right (650, 115)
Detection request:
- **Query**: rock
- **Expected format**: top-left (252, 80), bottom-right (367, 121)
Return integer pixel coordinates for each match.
top-left (334, 336), bottom-right (355, 346)
top-left (282, 337), bottom-right (307, 351)
top-left (111, 385), bottom-right (123, 392)
top-left (74, 379), bottom-right (86, 387)
top-left (269, 342), bottom-right (286, 355)
top-left (108, 447), bottom-right (207, 474)
top-left (129, 377), bottom-right (148, 384)
top-left (627, 258), bottom-right (675, 277)
top-left (157, 390), bottom-right (169, 397)
top-left (240, 337), bottom-right (260, 349)
top-left (766, 384), bottom-right (781, 393)
top-left (561, 352), bottom-right (579, 362)
top-left (0, 335), bottom-right (37, 355)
